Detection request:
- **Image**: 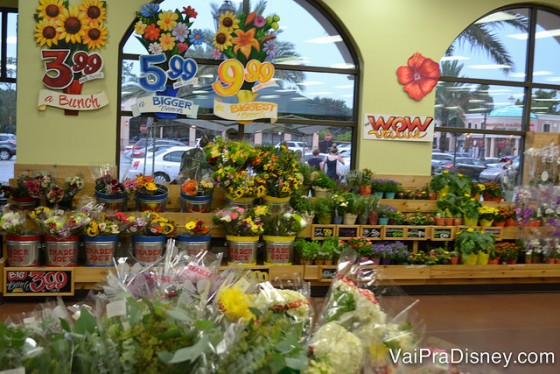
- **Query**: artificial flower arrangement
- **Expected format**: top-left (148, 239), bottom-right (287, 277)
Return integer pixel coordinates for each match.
top-left (213, 6), bottom-right (281, 65)
top-left (183, 219), bottom-right (210, 237)
top-left (251, 144), bottom-right (303, 198)
top-left (0, 210), bottom-right (26, 234)
top-left (83, 212), bottom-right (128, 237)
top-left (134, 3), bottom-right (203, 72)
top-left (212, 205), bottom-right (267, 237)
top-left (125, 211), bottom-right (175, 236)
top-left (28, 206), bottom-right (91, 238)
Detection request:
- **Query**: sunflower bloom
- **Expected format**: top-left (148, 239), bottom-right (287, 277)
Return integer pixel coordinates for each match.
top-left (157, 10), bottom-right (178, 32)
top-left (34, 18), bottom-right (60, 47)
top-left (82, 23), bottom-right (108, 50)
top-left (213, 28), bottom-right (233, 51)
top-left (218, 11), bottom-right (240, 33)
top-left (232, 28), bottom-right (260, 59)
top-left (36, 0), bottom-right (65, 21)
top-left (78, 0), bottom-right (106, 26)
top-left (159, 32), bottom-right (176, 52)
top-left (56, 5), bottom-right (86, 44)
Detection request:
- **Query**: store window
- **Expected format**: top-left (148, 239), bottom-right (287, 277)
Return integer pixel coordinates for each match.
top-left (118, 0), bottom-right (359, 180)
top-left (0, 7), bottom-right (17, 182)
top-left (434, 6), bottom-right (560, 195)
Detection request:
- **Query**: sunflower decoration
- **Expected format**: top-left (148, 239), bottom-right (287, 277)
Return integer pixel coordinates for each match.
top-left (213, 9), bottom-right (280, 63)
top-left (134, 3), bottom-right (203, 73)
top-left (34, 0), bottom-right (108, 51)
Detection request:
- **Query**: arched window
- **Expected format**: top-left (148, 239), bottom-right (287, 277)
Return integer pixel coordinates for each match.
top-left (118, 0), bottom-right (359, 178)
top-left (434, 5), bottom-right (560, 196)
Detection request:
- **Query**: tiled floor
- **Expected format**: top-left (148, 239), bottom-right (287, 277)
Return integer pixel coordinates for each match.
top-left (1, 292), bottom-right (559, 373)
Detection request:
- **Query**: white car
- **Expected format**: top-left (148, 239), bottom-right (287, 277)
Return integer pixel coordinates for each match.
top-left (126, 146), bottom-right (193, 184)
top-left (275, 141), bottom-right (309, 154)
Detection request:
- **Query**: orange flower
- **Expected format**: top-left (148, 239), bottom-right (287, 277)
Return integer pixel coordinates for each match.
top-left (144, 23), bottom-right (160, 41)
top-left (396, 52), bottom-right (441, 101)
top-left (182, 180), bottom-right (198, 196)
top-left (232, 28), bottom-right (260, 59)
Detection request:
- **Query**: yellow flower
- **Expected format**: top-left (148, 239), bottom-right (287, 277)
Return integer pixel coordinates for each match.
top-left (34, 18), bottom-right (60, 47)
top-left (159, 32), bottom-right (176, 51)
top-left (185, 221), bottom-right (196, 231)
top-left (232, 28), bottom-right (260, 59)
top-left (218, 11), bottom-right (240, 33)
top-left (78, 0), bottom-right (106, 26)
top-left (213, 28), bottom-right (233, 51)
top-left (218, 286), bottom-right (255, 321)
top-left (157, 10), bottom-right (178, 32)
top-left (82, 23), bottom-right (107, 50)
top-left (56, 5), bottom-right (86, 44)
top-left (144, 181), bottom-right (158, 192)
top-left (253, 205), bottom-right (268, 216)
top-left (134, 21), bottom-right (146, 35)
top-left (36, 0), bottom-right (65, 21)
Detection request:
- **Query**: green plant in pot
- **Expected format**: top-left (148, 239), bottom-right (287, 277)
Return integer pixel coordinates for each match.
top-left (296, 239), bottom-right (320, 265)
top-left (311, 171), bottom-right (335, 194)
top-left (318, 239), bottom-right (335, 265)
top-left (313, 197), bottom-right (333, 224)
top-left (454, 227), bottom-right (495, 265)
top-left (457, 194), bottom-right (482, 225)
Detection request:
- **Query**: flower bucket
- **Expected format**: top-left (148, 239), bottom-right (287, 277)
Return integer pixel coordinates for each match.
top-left (10, 197), bottom-right (40, 211)
top-left (83, 235), bottom-right (118, 267)
top-left (132, 235), bottom-right (167, 265)
top-left (224, 192), bottom-right (255, 208)
top-left (6, 232), bottom-right (42, 267)
top-left (226, 235), bottom-right (259, 265)
top-left (136, 185), bottom-right (168, 212)
top-left (95, 191), bottom-right (128, 212)
top-left (262, 195), bottom-right (291, 212)
top-left (179, 193), bottom-right (212, 213)
top-left (263, 235), bottom-right (295, 265)
top-left (176, 234), bottom-right (211, 257)
top-left (45, 235), bottom-right (80, 267)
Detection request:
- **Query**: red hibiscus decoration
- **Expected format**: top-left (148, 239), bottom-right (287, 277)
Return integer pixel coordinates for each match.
top-left (397, 52), bottom-right (441, 101)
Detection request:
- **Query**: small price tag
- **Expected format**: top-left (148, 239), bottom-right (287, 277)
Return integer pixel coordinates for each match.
top-left (106, 299), bottom-right (127, 319)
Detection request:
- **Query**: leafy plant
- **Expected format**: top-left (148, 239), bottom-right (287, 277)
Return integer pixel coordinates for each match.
top-left (454, 227), bottom-right (495, 256)
top-left (297, 239), bottom-right (320, 260)
top-left (312, 171), bottom-right (335, 189)
top-left (313, 197), bottom-right (333, 218)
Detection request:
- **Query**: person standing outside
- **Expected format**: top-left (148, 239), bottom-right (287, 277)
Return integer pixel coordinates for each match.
top-left (321, 146), bottom-right (344, 181)
top-left (307, 149), bottom-right (322, 170)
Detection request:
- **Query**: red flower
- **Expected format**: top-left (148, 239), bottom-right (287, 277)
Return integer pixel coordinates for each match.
top-left (396, 52), bottom-right (441, 101)
top-left (144, 23), bottom-right (160, 41)
top-left (182, 6), bottom-right (197, 19)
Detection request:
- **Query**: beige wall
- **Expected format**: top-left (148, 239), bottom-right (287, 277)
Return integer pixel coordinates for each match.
top-left (13, 0), bottom-right (560, 174)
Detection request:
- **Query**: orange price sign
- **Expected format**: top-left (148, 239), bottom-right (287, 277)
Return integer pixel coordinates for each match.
top-left (212, 59), bottom-right (275, 97)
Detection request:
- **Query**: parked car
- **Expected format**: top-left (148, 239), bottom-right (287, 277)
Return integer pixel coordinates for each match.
top-left (123, 138), bottom-right (186, 159)
top-left (431, 152), bottom-right (454, 174)
top-left (437, 157), bottom-right (488, 181)
top-left (0, 133), bottom-right (16, 161)
top-left (126, 146), bottom-right (193, 184)
top-left (478, 156), bottom-right (520, 184)
top-left (275, 141), bottom-right (309, 154)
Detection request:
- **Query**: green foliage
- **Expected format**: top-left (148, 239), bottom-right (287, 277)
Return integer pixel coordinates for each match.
top-left (454, 227), bottom-right (495, 256)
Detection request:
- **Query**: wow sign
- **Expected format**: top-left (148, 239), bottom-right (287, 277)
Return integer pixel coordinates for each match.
top-left (35, 0), bottom-right (109, 115)
top-left (212, 59), bottom-right (278, 124)
top-left (363, 113), bottom-right (434, 142)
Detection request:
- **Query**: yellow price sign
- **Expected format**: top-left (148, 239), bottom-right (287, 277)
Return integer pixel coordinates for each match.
top-left (212, 59), bottom-right (275, 97)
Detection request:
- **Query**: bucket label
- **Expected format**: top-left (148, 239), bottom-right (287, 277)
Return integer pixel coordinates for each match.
top-left (7, 247), bottom-right (40, 267)
top-left (135, 248), bottom-right (163, 264)
top-left (266, 246), bottom-right (292, 263)
top-left (230, 247), bottom-right (256, 263)
top-left (86, 244), bottom-right (114, 265)
top-left (47, 248), bottom-right (78, 267)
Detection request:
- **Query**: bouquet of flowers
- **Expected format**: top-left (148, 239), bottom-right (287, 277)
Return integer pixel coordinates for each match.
top-left (252, 145), bottom-right (303, 198)
top-left (262, 209), bottom-right (309, 236)
top-left (83, 212), bottom-right (128, 237)
top-left (124, 174), bottom-right (160, 196)
top-left (125, 211), bottom-right (175, 236)
top-left (134, 3), bottom-right (203, 73)
top-left (94, 173), bottom-right (126, 196)
top-left (214, 167), bottom-right (266, 200)
top-left (0, 210), bottom-right (26, 234)
top-left (212, 205), bottom-right (267, 236)
top-left (181, 176), bottom-right (214, 197)
top-left (62, 176), bottom-right (84, 199)
top-left (28, 206), bottom-right (91, 238)
top-left (183, 219), bottom-right (210, 236)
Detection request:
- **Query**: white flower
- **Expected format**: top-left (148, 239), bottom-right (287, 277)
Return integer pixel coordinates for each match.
top-left (310, 322), bottom-right (363, 373)
top-left (220, 216), bottom-right (232, 223)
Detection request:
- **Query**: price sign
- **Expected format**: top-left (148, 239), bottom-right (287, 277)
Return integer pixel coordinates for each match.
top-left (384, 227), bottom-right (405, 239)
top-left (139, 54), bottom-right (198, 92)
top-left (483, 227), bottom-right (502, 240)
top-left (41, 49), bottom-right (103, 89)
top-left (3, 268), bottom-right (74, 296)
top-left (360, 226), bottom-right (383, 239)
top-left (337, 226), bottom-right (359, 239)
top-left (406, 227), bottom-right (429, 240)
top-left (319, 266), bottom-right (337, 282)
top-left (312, 225), bottom-right (335, 240)
top-left (212, 59), bottom-right (275, 97)
top-left (431, 227), bottom-right (455, 241)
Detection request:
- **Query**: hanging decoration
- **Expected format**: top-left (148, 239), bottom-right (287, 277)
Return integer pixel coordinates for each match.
top-left (35, 0), bottom-right (109, 115)
top-left (211, 9), bottom-right (280, 124)
top-left (130, 3), bottom-right (201, 119)
top-left (396, 52), bottom-right (441, 101)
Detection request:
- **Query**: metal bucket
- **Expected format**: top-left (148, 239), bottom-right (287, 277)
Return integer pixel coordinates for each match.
top-left (6, 233), bottom-right (42, 267)
top-left (136, 185), bottom-right (168, 212)
top-left (226, 235), bottom-right (259, 265)
top-left (132, 235), bottom-right (167, 265)
top-left (45, 235), bottom-right (80, 267)
top-left (263, 235), bottom-right (295, 265)
top-left (176, 234), bottom-right (211, 257)
top-left (84, 235), bottom-right (118, 266)
top-left (95, 191), bottom-right (128, 212)
top-left (179, 193), bottom-right (212, 213)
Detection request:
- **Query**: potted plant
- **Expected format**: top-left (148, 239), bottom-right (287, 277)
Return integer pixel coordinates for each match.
top-left (297, 239), bottom-right (320, 265)
top-left (495, 241), bottom-right (521, 264)
top-left (93, 165), bottom-right (128, 212)
top-left (478, 206), bottom-right (500, 227)
top-left (358, 168), bottom-right (374, 195)
top-left (454, 227), bottom-right (495, 265)
top-left (313, 197), bottom-right (333, 224)
top-left (317, 240), bottom-right (335, 265)
top-left (176, 219), bottom-right (212, 257)
top-left (457, 194), bottom-right (482, 226)
top-left (311, 171), bottom-right (335, 198)
top-left (345, 237), bottom-right (374, 262)
top-left (376, 203), bottom-right (395, 225)
top-left (322, 238), bottom-right (341, 263)
top-left (483, 181), bottom-right (504, 202)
